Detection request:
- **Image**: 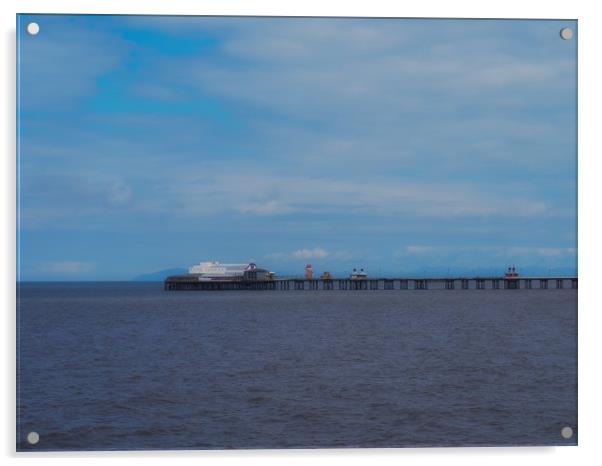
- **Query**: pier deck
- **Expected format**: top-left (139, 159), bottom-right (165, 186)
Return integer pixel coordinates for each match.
top-left (164, 276), bottom-right (578, 291)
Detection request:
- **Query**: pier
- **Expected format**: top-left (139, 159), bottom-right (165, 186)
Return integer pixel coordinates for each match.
top-left (164, 276), bottom-right (578, 291)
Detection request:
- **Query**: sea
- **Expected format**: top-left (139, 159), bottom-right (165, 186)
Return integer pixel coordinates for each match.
top-left (16, 282), bottom-right (577, 451)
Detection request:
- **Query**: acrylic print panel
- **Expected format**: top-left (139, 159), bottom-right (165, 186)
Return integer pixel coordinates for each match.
top-left (16, 15), bottom-right (577, 451)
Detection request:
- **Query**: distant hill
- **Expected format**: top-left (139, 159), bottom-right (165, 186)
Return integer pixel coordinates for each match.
top-left (133, 268), bottom-right (187, 282)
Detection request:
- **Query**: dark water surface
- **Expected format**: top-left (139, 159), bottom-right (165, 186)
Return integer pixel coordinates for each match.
top-left (17, 283), bottom-right (577, 450)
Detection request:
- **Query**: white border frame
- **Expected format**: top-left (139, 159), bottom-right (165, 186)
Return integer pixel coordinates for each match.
top-left (3, 1), bottom-right (601, 465)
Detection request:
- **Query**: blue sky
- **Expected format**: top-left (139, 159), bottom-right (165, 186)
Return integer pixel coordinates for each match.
top-left (17, 15), bottom-right (577, 280)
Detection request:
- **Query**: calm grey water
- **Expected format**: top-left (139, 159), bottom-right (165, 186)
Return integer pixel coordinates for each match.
top-left (17, 283), bottom-right (577, 451)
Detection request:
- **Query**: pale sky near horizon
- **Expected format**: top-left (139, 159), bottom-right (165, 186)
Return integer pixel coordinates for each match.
top-left (17, 15), bottom-right (577, 280)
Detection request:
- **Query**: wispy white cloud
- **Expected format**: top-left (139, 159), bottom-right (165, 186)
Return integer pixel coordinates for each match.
top-left (395, 245), bottom-right (577, 258)
top-left (292, 247), bottom-right (330, 259)
top-left (265, 248), bottom-right (356, 262)
top-left (404, 245), bottom-right (436, 254)
top-left (19, 173), bottom-right (134, 229)
top-left (237, 200), bottom-right (296, 215)
top-left (507, 246), bottom-right (577, 257)
top-left (106, 180), bottom-right (132, 206)
top-left (187, 20), bottom-right (571, 123)
top-left (131, 83), bottom-right (184, 102)
top-left (163, 171), bottom-right (552, 219)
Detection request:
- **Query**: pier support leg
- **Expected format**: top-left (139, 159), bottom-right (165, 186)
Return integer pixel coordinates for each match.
top-left (414, 280), bottom-right (427, 290)
top-left (541, 279), bottom-right (548, 289)
top-left (504, 279), bottom-right (519, 289)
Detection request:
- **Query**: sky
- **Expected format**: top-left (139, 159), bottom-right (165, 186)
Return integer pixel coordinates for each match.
top-left (17, 15), bottom-right (577, 280)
